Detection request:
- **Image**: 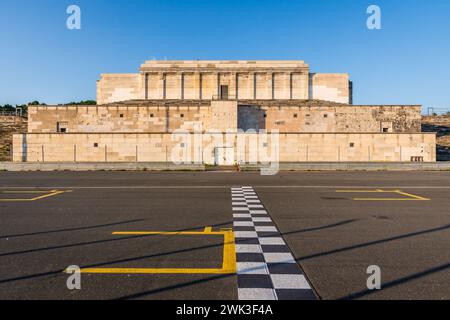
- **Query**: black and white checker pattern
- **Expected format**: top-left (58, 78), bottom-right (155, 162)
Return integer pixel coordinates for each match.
top-left (232, 186), bottom-right (317, 300)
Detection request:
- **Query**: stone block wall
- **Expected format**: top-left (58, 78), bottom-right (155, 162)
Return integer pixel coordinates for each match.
top-left (309, 73), bottom-right (351, 104)
top-left (27, 101), bottom-right (421, 134)
top-left (97, 61), bottom-right (317, 104)
top-left (13, 132), bottom-right (436, 163)
top-left (97, 74), bottom-right (142, 105)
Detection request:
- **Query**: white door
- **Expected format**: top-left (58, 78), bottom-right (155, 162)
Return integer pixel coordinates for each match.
top-left (215, 147), bottom-right (234, 165)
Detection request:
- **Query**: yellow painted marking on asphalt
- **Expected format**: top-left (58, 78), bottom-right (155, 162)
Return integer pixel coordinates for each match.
top-left (336, 190), bottom-right (385, 193)
top-left (336, 189), bottom-right (430, 201)
top-left (77, 227), bottom-right (236, 275)
top-left (204, 226), bottom-right (213, 233)
top-left (1, 191), bottom-right (50, 194)
top-left (394, 190), bottom-right (430, 201)
top-left (0, 190), bottom-right (71, 202)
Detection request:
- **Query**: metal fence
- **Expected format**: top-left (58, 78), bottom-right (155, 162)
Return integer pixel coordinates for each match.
top-left (423, 107), bottom-right (450, 116)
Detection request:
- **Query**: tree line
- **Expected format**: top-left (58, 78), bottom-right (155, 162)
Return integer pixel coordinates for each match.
top-left (0, 100), bottom-right (96, 113)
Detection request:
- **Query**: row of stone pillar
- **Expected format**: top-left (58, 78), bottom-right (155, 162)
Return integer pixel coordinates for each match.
top-left (143, 72), bottom-right (304, 100)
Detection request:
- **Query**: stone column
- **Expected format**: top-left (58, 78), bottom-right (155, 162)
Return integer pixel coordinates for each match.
top-left (180, 72), bottom-right (185, 100)
top-left (199, 72), bottom-right (203, 100)
top-left (271, 72), bottom-right (275, 100)
top-left (230, 72), bottom-right (237, 99)
top-left (253, 72), bottom-right (257, 99)
top-left (235, 73), bottom-right (239, 100)
top-left (290, 72), bottom-right (293, 100)
top-left (143, 73), bottom-right (148, 100)
top-left (162, 73), bottom-right (167, 100)
top-left (217, 72), bottom-right (221, 99)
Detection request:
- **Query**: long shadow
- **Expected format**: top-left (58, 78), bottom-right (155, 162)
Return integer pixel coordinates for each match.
top-left (3, 220), bottom-right (448, 300)
top-left (114, 222), bottom-right (450, 300)
top-left (292, 224), bottom-right (450, 262)
top-left (115, 273), bottom-right (235, 300)
top-left (0, 219), bottom-right (146, 240)
top-left (0, 220), bottom-right (351, 285)
top-left (0, 221), bottom-right (233, 258)
top-left (338, 262), bottom-right (450, 300)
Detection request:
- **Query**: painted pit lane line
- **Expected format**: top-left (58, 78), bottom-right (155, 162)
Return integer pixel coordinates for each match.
top-left (232, 187), bottom-right (318, 300)
top-left (0, 185), bottom-right (449, 189)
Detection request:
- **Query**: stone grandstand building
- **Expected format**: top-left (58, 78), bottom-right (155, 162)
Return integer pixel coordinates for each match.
top-left (13, 60), bottom-right (436, 164)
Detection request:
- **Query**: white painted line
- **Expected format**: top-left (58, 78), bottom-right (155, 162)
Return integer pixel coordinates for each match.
top-left (246, 200), bottom-right (261, 204)
top-left (233, 221), bottom-right (255, 227)
top-left (233, 214), bottom-right (252, 218)
top-left (234, 231), bottom-right (259, 238)
top-left (248, 204), bottom-right (264, 209)
top-left (237, 262), bottom-right (268, 274)
top-left (232, 202), bottom-right (248, 206)
top-left (259, 237), bottom-right (286, 245)
top-left (2, 185), bottom-right (449, 190)
top-left (238, 288), bottom-right (277, 300)
top-left (250, 210), bottom-right (268, 215)
top-left (263, 253), bottom-right (296, 264)
top-left (252, 217), bottom-right (272, 222)
top-left (232, 197), bottom-right (246, 201)
top-left (235, 244), bottom-right (263, 254)
top-left (255, 226), bottom-right (278, 232)
top-left (270, 275), bottom-right (311, 289)
top-left (233, 207), bottom-right (249, 212)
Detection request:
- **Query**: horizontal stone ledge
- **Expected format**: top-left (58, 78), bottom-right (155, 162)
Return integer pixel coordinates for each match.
top-left (240, 162), bottom-right (450, 171)
top-left (1, 162), bottom-right (449, 172)
top-left (0, 162), bottom-right (206, 172)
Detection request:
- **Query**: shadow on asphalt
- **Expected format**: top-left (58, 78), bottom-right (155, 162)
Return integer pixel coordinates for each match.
top-left (1, 219), bottom-right (449, 300)
top-left (0, 219), bottom-right (146, 240)
top-left (338, 262), bottom-right (450, 300)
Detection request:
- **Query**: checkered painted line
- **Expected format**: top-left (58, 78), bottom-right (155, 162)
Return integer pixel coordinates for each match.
top-left (231, 186), bottom-right (317, 300)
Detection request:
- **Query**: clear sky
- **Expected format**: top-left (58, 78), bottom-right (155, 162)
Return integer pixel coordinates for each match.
top-left (1, 0), bottom-right (449, 108)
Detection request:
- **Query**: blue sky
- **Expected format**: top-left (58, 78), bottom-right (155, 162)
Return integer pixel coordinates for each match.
top-left (0, 0), bottom-right (449, 108)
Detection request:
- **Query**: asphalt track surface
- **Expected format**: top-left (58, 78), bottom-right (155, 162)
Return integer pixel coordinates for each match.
top-left (0, 171), bottom-right (449, 300)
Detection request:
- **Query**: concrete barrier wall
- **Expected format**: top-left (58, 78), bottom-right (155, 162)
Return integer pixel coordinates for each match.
top-left (1, 162), bottom-right (449, 172)
top-left (0, 162), bottom-right (205, 172)
top-left (13, 132), bottom-right (436, 164)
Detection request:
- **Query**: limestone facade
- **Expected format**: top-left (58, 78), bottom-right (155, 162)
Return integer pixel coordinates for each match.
top-left (97, 60), bottom-right (350, 104)
top-left (13, 132), bottom-right (436, 163)
top-left (12, 60), bottom-right (436, 164)
top-left (26, 101), bottom-right (421, 134)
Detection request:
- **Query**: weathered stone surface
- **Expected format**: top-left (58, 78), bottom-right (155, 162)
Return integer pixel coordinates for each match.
top-left (13, 132), bottom-right (436, 163)
top-left (11, 60), bottom-right (435, 164)
top-left (27, 100), bottom-right (421, 134)
top-left (97, 60), bottom-right (347, 104)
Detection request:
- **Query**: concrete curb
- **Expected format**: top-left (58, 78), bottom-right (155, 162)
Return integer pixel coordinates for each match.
top-left (240, 162), bottom-right (450, 171)
top-left (1, 162), bottom-right (450, 172)
top-left (0, 162), bottom-right (206, 172)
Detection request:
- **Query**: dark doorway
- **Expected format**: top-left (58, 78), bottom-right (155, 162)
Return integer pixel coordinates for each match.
top-left (220, 85), bottom-right (229, 100)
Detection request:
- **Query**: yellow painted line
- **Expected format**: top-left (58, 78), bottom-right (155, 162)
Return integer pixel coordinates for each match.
top-left (337, 189), bottom-right (430, 201)
top-left (74, 268), bottom-right (229, 275)
top-left (336, 190), bottom-right (386, 193)
top-left (78, 228), bottom-right (237, 275)
top-left (395, 191), bottom-right (430, 201)
top-left (353, 198), bottom-right (428, 201)
top-left (29, 190), bottom-right (67, 201)
top-left (112, 231), bottom-right (224, 236)
top-left (1, 191), bottom-right (50, 194)
top-left (0, 190), bottom-right (71, 202)
top-left (204, 226), bottom-right (213, 233)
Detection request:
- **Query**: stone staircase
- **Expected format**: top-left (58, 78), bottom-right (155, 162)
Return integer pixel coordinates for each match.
top-left (0, 116), bottom-right (27, 162)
